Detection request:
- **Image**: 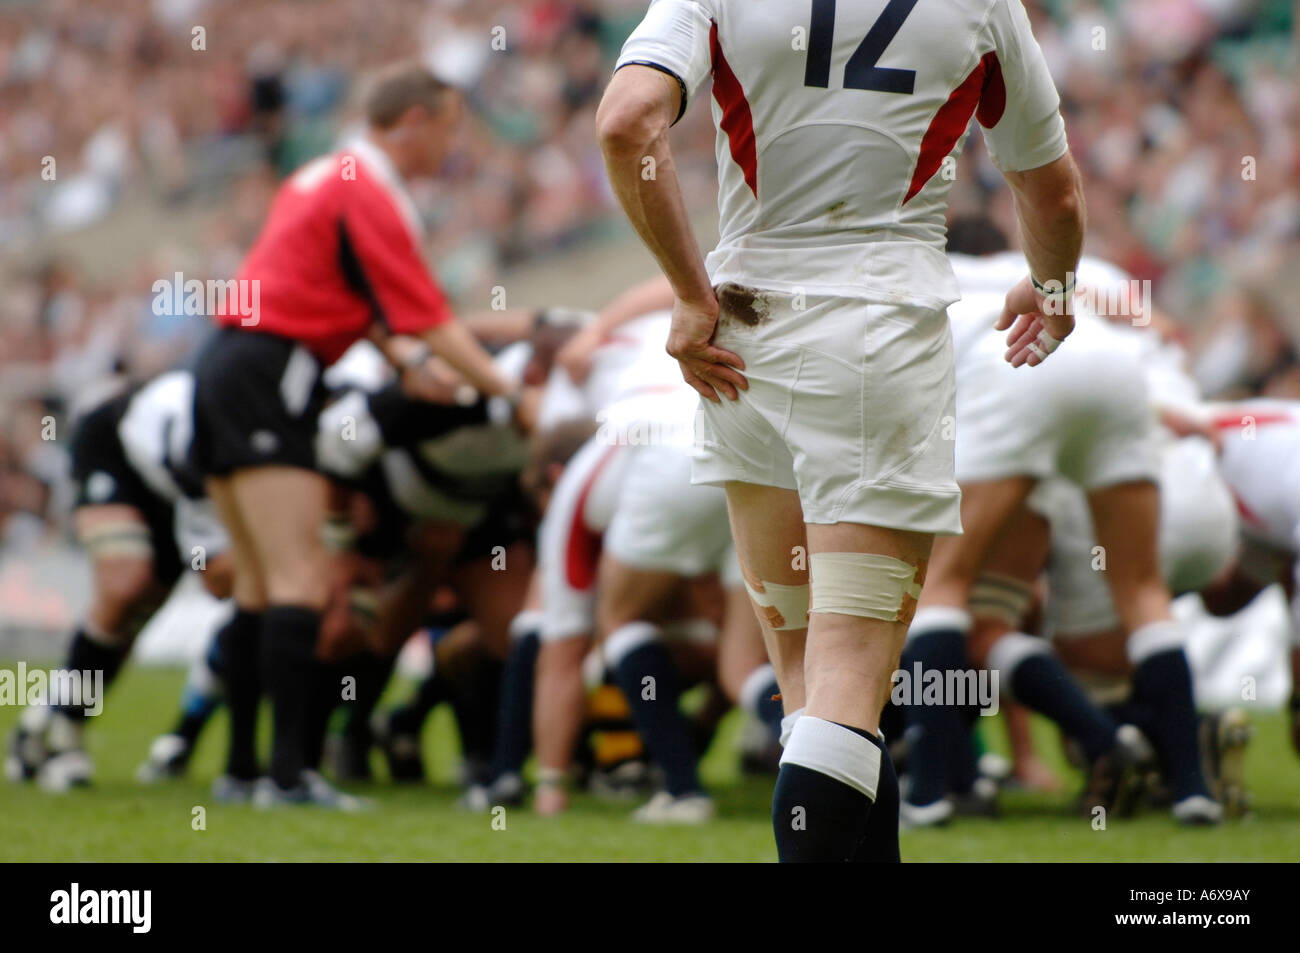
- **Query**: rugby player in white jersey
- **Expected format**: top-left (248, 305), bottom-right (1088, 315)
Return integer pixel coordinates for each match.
top-left (530, 310), bottom-right (734, 816)
top-left (597, 0), bottom-right (1082, 860)
top-left (904, 238), bottom-right (1224, 825)
top-left (1209, 399), bottom-right (1300, 762)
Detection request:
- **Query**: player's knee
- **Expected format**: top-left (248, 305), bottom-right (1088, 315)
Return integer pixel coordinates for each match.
top-left (200, 553), bottom-right (235, 600)
top-left (967, 573), bottom-right (1035, 666)
top-left (808, 552), bottom-right (927, 625)
top-left (740, 573), bottom-right (810, 632)
top-left (91, 552), bottom-right (157, 626)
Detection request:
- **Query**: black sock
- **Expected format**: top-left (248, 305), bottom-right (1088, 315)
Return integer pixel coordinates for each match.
top-left (217, 609), bottom-right (262, 780)
top-left (53, 627), bottom-right (129, 720)
top-left (389, 668), bottom-right (449, 736)
top-left (261, 606), bottom-right (319, 789)
top-left (488, 629), bottom-right (540, 783)
top-left (611, 636), bottom-right (703, 797)
top-left (1008, 652), bottom-right (1118, 761)
top-left (1131, 648), bottom-right (1211, 800)
top-left (899, 628), bottom-right (968, 805)
top-left (854, 735), bottom-right (900, 863)
top-left (303, 658), bottom-right (345, 771)
top-left (341, 650), bottom-right (397, 744)
top-left (448, 654), bottom-right (504, 785)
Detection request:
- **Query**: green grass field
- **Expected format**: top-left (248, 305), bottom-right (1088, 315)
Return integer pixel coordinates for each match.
top-left (2, 664), bottom-right (1298, 861)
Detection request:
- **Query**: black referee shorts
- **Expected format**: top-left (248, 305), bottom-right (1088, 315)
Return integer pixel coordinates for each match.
top-left (191, 327), bottom-right (329, 478)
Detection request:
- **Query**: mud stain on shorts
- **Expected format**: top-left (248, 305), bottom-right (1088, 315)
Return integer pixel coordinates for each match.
top-left (715, 282), bottom-right (772, 328)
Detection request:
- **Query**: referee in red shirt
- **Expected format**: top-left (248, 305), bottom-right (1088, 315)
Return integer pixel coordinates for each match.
top-left (192, 63), bottom-right (517, 807)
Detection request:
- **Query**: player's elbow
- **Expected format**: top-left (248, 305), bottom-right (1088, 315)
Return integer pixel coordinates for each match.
top-left (1009, 154), bottom-right (1086, 230)
top-left (596, 91), bottom-right (666, 159)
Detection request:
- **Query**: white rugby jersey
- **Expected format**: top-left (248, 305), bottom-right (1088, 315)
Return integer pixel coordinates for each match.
top-left (536, 311), bottom-right (683, 430)
top-left (117, 370), bottom-right (199, 503)
top-left (617, 0), bottom-right (1067, 309)
top-left (1213, 400), bottom-right (1300, 550)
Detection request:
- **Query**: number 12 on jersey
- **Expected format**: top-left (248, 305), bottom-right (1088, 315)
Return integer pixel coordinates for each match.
top-left (803, 0), bottom-right (918, 94)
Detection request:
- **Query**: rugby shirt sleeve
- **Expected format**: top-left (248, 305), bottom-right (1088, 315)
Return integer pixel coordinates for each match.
top-left (979, 0), bottom-right (1069, 172)
top-left (615, 0), bottom-right (715, 125)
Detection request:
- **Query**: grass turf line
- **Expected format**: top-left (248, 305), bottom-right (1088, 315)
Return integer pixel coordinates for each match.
top-left (1, 664), bottom-right (1297, 861)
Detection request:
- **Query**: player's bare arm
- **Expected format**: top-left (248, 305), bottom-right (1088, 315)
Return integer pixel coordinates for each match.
top-left (556, 274), bottom-right (675, 383)
top-left (997, 152), bottom-right (1087, 367)
top-left (596, 65), bottom-right (746, 403)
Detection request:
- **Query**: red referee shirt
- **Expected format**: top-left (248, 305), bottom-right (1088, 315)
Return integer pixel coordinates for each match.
top-left (216, 138), bottom-right (453, 364)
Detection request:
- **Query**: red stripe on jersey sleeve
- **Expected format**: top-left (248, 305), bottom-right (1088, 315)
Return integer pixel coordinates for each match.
top-left (904, 51), bottom-right (1003, 205)
top-left (709, 21), bottom-right (758, 198)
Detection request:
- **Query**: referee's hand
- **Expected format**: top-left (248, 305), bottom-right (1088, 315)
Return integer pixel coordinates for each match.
top-left (666, 296), bottom-right (747, 402)
top-left (997, 275), bottom-right (1075, 368)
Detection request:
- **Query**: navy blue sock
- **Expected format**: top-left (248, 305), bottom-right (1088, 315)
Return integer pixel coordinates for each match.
top-left (488, 629), bottom-right (540, 782)
top-left (774, 721), bottom-right (882, 862)
top-left (853, 733), bottom-right (899, 863)
top-left (1008, 652), bottom-right (1118, 761)
top-left (448, 654), bottom-right (503, 785)
top-left (899, 628), bottom-right (968, 805)
top-left (611, 637), bottom-right (703, 797)
top-left (1131, 648), bottom-right (1211, 800)
top-left (261, 606), bottom-right (319, 789)
top-left (216, 609), bottom-right (262, 780)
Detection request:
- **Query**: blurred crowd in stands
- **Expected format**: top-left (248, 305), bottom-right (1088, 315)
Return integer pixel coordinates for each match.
top-left (0, 0), bottom-right (1296, 553)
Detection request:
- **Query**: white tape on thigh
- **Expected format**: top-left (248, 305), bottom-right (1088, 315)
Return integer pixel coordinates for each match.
top-left (742, 578), bottom-right (809, 631)
top-left (809, 552), bottom-right (926, 624)
top-left (80, 522), bottom-right (153, 560)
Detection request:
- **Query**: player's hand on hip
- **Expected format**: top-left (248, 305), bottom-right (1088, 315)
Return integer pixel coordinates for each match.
top-left (997, 274), bottom-right (1075, 368)
top-left (667, 295), bottom-right (747, 402)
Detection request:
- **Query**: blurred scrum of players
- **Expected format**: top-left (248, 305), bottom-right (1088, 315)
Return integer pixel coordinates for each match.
top-left (1, 0), bottom-right (1298, 858)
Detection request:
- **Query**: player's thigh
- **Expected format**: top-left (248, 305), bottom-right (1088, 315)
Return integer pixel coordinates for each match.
top-left (724, 481), bottom-right (807, 584)
top-left (1030, 478), bottom-right (1123, 638)
top-left (966, 502), bottom-right (1050, 667)
top-left (227, 465), bottom-right (330, 598)
top-left (716, 584), bottom-right (769, 701)
top-left (1054, 626), bottom-right (1131, 678)
top-left (452, 541), bottom-right (534, 657)
top-left (593, 554), bottom-right (681, 635)
top-left (1086, 479), bottom-right (1169, 629)
top-left (75, 504), bottom-right (160, 612)
top-left (205, 475), bottom-right (267, 606)
top-left (921, 476), bottom-right (1037, 607)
